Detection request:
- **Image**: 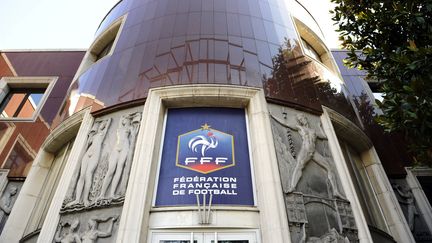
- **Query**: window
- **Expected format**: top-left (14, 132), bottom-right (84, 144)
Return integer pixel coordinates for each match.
top-left (293, 18), bottom-right (339, 74)
top-left (0, 123), bottom-right (15, 156)
top-left (150, 232), bottom-right (256, 243)
top-left (338, 139), bottom-right (388, 232)
top-left (95, 39), bottom-right (114, 61)
top-left (2, 137), bottom-right (35, 178)
top-left (23, 139), bottom-right (74, 236)
top-left (75, 16), bottom-right (125, 77)
top-left (367, 81), bottom-right (384, 102)
top-left (18, 109), bottom-right (84, 241)
top-left (0, 88), bottom-right (45, 118)
top-left (90, 17), bottom-right (122, 58)
top-left (417, 176), bottom-right (432, 205)
top-left (0, 123), bottom-right (11, 141)
top-left (0, 77), bottom-right (57, 121)
top-left (301, 38), bottom-right (322, 62)
top-left (404, 167), bottom-right (432, 240)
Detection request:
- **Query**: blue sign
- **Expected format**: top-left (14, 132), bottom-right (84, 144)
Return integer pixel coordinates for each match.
top-left (155, 108), bottom-right (254, 206)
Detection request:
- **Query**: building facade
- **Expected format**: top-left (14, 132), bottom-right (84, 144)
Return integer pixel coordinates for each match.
top-left (0, 0), bottom-right (430, 242)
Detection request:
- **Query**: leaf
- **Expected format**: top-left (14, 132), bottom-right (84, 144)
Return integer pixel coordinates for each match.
top-left (403, 85), bottom-right (413, 92)
top-left (408, 40), bottom-right (418, 52)
top-left (416, 16), bottom-right (425, 24)
top-left (331, 0), bottom-right (432, 165)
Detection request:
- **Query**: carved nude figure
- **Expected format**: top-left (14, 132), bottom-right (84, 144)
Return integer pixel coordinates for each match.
top-left (307, 228), bottom-right (350, 243)
top-left (392, 183), bottom-right (418, 231)
top-left (0, 185), bottom-right (17, 232)
top-left (98, 114), bottom-right (139, 200)
top-left (54, 219), bottom-right (81, 243)
top-left (0, 186), bottom-right (17, 216)
top-left (81, 215), bottom-right (117, 243)
top-left (67, 119), bottom-right (111, 207)
top-left (273, 113), bottom-right (344, 198)
top-left (117, 112), bottom-right (142, 195)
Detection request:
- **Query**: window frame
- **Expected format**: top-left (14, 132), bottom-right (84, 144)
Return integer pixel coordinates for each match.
top-left (338, 138), bottom-right (388, 231)
top-left (115, 85), bottom-right (288, 242)
top-left (73, 15), bottom-right (126, 79)
top-left (0, 122), bottom-right (15, 155)
top-left (149, 230), bottom-right (259, 243)
top-left (1, 134), bottom-right (37, 179)
top-left (293, 18), bottom-right (340, 74)
top-left (2, 108), bottom-right (88, 242)
top-left (95, 38), bottom-right (115, 61)
top-left (0, 76), bottom-right (58, 122)
top-left (322, 106), bottom-right (417, 242)
top-left (23, 139), bottom-right (75, 236)
top-left (301, 38), bottom-right (322, 63)
top-left (405, 167), bottom-right (432, 234)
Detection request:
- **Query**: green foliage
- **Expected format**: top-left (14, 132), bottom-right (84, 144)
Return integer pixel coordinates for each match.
top-left (331, 0), bottom-right (432, 165)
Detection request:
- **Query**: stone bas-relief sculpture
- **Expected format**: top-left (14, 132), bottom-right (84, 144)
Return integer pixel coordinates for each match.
top-left (55, 219), bottom-right (81, 243)
top-left (56, 109), bottom-right (142, 242)
top-left (63, 111), bottom-right (142, 211)
top-left (391, 180), bottom-right (432, 241)
top-left (0, 185), bottom-right (18, 233)
top-left (392, 183), bottom-right (417, 231)
top-left (0, 186), bottom-right (17, 216)
top-left (307, 228), bottom-right (350, 243)
top-left (67, 119), bottom-right (111, 207)
top-left (98, 113), bottom-right (140, 200)
top-left (54, 215), bottom-right (118, 243)
top-left (270, 104), bottom-right (358, 242)
top-left (273, 113), bottom-right (343, 198)
top-left (81, 215), bottom-right (117, 243)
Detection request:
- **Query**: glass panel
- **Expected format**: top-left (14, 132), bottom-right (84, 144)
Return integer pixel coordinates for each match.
top-left (211, 241), bottom-right (249, 243)
top-left (417, 176), bottom-right (432, 205)
top-left (16, 97), bottom-right (35, 118)
top-left (29, 93), bottom-right (44, 106)
top-left (0, 88), bottom-right (45, 119)
top-left (96, 40), bottom-right (114, 61)
top-left (160, 241), bottom-right (197, 243)
top-left (301, 38), bottom-right (321, 62)
top-left (0, 92), bottom-right (26, 117)
top-left (38, 140), bottom-right (74, 229)
top-left (3, 142), bottom-right (33, 178)
top-left (339, 140), bottom-right (387, 232)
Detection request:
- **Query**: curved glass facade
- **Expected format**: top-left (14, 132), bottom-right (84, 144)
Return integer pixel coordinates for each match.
top-left (60, 0), bottom-right (357, 126)
top-left (1, 2), bottom-right (425, 243)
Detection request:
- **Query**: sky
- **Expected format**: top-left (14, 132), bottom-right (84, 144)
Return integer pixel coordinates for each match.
top-left (0, 0), bottom-right (119, 49)
top-left (298, 0), bottom-right (341, 48)
top-left (0, 0), bottom-right (340, 50)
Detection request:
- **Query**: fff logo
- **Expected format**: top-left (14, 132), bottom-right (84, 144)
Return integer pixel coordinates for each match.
top-left (176, 123), bottom-right (235, 174)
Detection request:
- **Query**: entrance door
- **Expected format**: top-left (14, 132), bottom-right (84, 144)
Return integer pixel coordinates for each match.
top-left (151, 231), bottom-right (257, 243)
top-left (204, 232), bottom-right (256, 243)
top-left (151, 232), bottom-right (198, 243)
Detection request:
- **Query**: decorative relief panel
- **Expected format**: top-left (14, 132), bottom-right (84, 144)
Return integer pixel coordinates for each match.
top-left (55, 107), bottom-right (142, 242)
top-left (54, 209), bottom-right (120, 243)
top-left (391, 179), bottom-right (432, 242)
top-left (269, 104), bottom-right (358, 242)
top-left (0, 180), bottom-right (21, 234)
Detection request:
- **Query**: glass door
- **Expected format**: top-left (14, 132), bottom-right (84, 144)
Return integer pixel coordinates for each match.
top-left (151, 231), bottom-right (257, 243)
top-left (151, 232), bottom-right (200, 243)
top-left (204, 232), bottom-right (256, 243)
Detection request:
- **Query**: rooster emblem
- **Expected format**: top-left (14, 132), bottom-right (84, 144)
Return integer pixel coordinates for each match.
top-left (177, 123), bottom-right (234, 174)
top-left (188, 132), bottom-right (218, 156)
